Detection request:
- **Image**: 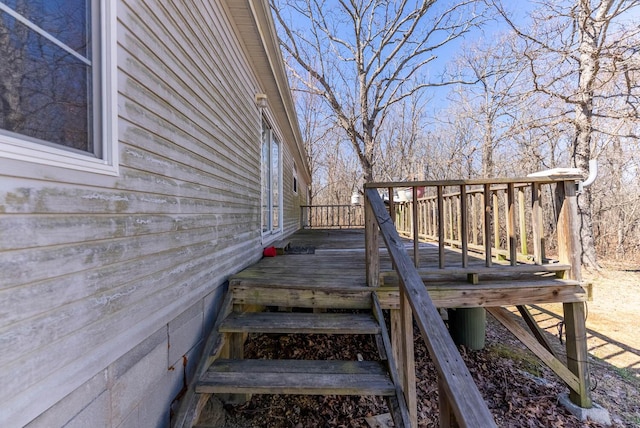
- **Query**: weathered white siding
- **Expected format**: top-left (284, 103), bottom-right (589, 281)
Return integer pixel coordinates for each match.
top-left (0, 0), bottom-right (308, 426)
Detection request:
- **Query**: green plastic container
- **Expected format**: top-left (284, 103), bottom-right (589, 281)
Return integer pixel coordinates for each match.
top-left (447, 307), bottom-right (486, 350)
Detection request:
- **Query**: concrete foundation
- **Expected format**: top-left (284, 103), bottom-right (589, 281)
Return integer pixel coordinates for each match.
top-left (559, 393), bottom-right (611, 426)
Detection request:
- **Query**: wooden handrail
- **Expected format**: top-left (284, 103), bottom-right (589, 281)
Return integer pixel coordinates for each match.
top-left (366, 175), bottom-right (583, 188)
top-left (365, 188), bottom-right (497, 427)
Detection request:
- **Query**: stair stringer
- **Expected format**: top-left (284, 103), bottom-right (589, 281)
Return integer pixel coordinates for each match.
top-left (372, 293), bottom-right (412, 428)
top-left (170, 291), bottom-right (233, 428)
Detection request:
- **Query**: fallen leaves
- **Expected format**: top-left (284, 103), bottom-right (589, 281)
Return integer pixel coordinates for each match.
top-left (223, 312), bottom-right (619, 427)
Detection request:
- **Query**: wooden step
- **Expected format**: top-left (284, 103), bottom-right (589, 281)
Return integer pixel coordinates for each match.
top-left (219, 312), bottom-right (380, 335)
top-left (197, 359), bottom-right (395, 396)
top-left (271, 239), bottom-right (290, 255)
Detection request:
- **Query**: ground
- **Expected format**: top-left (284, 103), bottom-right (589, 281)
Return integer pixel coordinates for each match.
top-left (221, 263), bottom-right (640, 427)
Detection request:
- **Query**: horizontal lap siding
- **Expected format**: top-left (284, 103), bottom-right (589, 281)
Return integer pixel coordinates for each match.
top-left (282, 144), bottom-right (308, 236)
top-left (0, 0), bottom-right (302, 425)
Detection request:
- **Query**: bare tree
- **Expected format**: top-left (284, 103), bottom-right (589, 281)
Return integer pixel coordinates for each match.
top-left (492, 0), bottom-right (640, 268)
top-left (271, 0), bottom-right (488, 182)
top-left (0, 3), bottom-right (27, 132)
top-left (291, 83), bottom-right (338, 205)
top-left (375, 93), bottom-right (429, 182)
top-left (447, 34), bottom-right (531, 177)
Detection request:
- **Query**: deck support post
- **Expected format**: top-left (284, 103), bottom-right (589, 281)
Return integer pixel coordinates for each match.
top-left (563, 302), bottom-right (592, 407)
top-left (556, 179), bottom-right (592, 408)
top-left (392, 289), bottom-right (417, 426)
top-left (391, 299), bottom-right (417, 426)
top-left (220, 304), bottom-right (251, 404)
top-left (365, 189), bottom-right (380, 287)
top-left (438, 378), bottom-right (457, 428)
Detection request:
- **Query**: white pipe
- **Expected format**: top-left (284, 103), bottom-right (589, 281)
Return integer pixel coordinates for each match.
top-left (578, 159), bottom-right (598, 193)
top-left (582, 159), bottom-right (598, 187)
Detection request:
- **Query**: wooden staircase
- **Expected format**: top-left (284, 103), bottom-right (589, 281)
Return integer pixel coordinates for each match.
top-left (172, 285), bottom-right (411, 428)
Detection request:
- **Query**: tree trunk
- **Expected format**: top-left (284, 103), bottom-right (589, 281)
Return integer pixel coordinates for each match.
top-left (573, 1), bottom-right (601, 270)
top-left (482, 119), bottom-right (494, 178)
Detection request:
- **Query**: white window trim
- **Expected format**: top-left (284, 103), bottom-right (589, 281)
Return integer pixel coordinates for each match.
top-left (276, 138), bottom-right (283, 232)
top-left (261, 119), bottom-right (283, 241)
top-left (0, 0), bottom-right (119, 176)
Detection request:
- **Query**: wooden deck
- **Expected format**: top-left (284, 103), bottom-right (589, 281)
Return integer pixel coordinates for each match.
top-left (231, 228), bottom-right (588, 309)
top-left (173, 177), bottom-right (594, 427)
top-left (173, 228), bottom-right (590, 427)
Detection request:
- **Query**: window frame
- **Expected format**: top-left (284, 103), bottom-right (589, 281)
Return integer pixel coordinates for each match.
top-left (261, 118), bottom-right (283, 238)
top-left (0, 0), bottom-right (118, 176)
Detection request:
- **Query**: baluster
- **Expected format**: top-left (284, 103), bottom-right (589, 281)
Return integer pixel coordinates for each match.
top-left (413, 186), bottom-right (419, 267)
top-left (456, 195), bottom-right (461, 246)
top-left (460, 185), bottom-right (469, 267)
top-left (507, 183), bottom-right (517, 265)
top-left (437, 185), bottom-right (445, 269)
top-left (471, 192), bottom-right (478, 246)
top-left (483, 183), bottom-right (492, 267)
top-left (493, 190), bottom-right (500, 258)
top-left (447, 195), bottom-right (454, 245)
top-left (531, 182), bottom-right (544, 265)
top-left (432, 197), bottom-right (437, 240)
top-left (519, 187), bottom-right (528, 255)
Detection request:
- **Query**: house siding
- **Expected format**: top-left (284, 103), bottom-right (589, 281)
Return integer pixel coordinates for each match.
top-left (0, 0), bottom-right (307, 426)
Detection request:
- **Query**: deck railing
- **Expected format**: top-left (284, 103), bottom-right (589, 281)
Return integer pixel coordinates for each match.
top-left (375, 177), bottom-right (582, 270)
top-left (363, 175), bottom-right (585, 427)
top-left (300, 204), bottom-right (364, 229)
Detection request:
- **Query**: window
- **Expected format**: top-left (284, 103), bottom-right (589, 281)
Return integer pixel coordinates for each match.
top-left (293, 163), bottom-right (298, 193)
top-left (0, 0), bottom-right (117, 174)
top-left (261, 119), bottom-right (281, 234)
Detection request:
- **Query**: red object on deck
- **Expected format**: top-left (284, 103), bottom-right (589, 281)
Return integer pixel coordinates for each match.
top-left (263, 246), bottom-right (277, 257)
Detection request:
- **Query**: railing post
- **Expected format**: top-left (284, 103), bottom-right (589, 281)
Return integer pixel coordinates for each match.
top-left (556, 179), bottom-right (592, 409)
top-left (365, 189), bottom-right (380, 288)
